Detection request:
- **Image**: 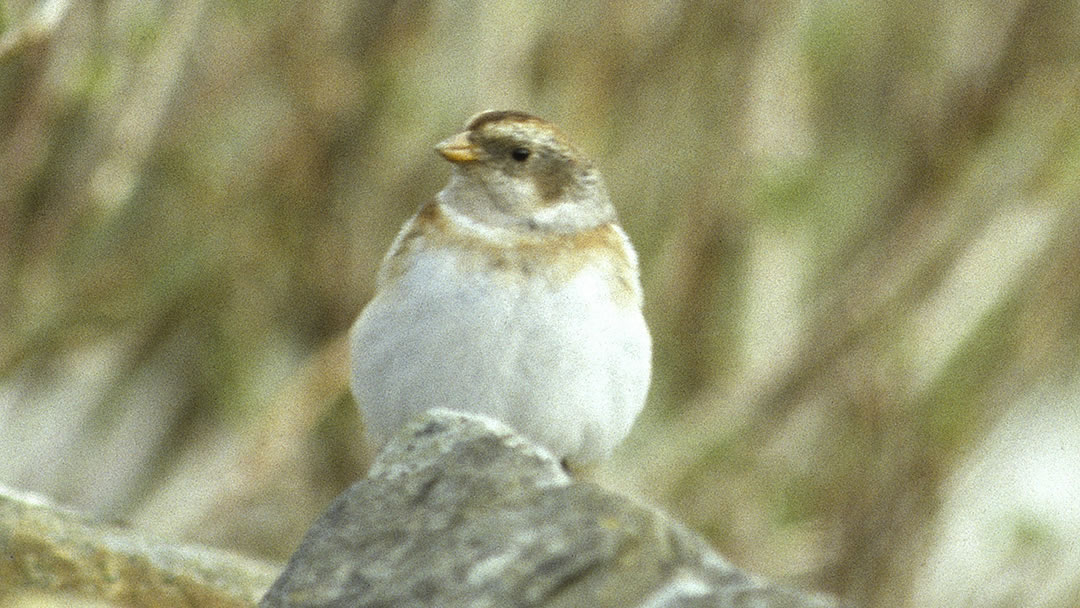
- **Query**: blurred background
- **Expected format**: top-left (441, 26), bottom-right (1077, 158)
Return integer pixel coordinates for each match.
top-left (3, 0), bottom-right (1080, 606)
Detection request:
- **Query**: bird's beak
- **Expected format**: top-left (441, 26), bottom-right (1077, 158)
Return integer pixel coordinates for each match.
top-left (435, 132), bottom-right (479, 163)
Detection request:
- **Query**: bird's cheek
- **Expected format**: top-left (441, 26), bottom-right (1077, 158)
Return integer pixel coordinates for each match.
top-left (534, 171), bottom-right (571, 205)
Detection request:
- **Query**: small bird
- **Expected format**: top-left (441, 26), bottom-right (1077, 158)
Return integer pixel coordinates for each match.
top-left (349, 110), bottom-right (651, 468)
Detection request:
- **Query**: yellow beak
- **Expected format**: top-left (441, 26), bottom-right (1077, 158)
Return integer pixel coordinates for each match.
top-left (435, 132), bottom-right (479, 163)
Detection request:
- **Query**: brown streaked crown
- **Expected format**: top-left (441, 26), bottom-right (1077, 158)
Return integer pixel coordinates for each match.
top-left (465, 110), bottom-right (548, 132)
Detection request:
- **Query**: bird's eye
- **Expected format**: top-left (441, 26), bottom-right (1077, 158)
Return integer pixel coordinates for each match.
top-left (511, 147), bottom-right (530, 162)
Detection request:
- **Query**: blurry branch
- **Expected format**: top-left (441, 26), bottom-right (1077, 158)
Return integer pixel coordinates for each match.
top-left (654, 0), bottom-right (767, 399)
top-left (650, 2), bottom-right (1080, 601)
top-left (0, 0), bottom-right (71, 58)
top-left (245, 335), bottom-right (356, 480)
top-left (217, 334), bottom-right (355, 520)
top-left (88, 0), bottom-right (208, 211)
top-left (0, 484), bottom-right (277, 607)
top-left (750, 0), bottom-right (1072, 438)
top-left (133, 334), bottom-right (355, 549)
top-left (696, 0), bottom-right (1080, 470)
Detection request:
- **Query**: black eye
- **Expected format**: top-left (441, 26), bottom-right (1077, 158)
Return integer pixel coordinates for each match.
top-left (511, 147), bottom-right (530, 162)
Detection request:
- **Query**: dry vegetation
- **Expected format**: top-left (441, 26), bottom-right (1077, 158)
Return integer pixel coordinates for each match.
top-left (2, 1), bottom-right (1080, 606)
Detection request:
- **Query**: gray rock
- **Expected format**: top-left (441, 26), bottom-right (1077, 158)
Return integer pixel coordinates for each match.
top-left (0, 484), bottom-right (278, 607)
top-left (260, 409), bottom-right (841, 608)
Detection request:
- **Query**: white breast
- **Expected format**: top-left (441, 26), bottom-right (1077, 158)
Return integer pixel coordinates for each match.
top-left (349, 225), bottom-right (651, 466)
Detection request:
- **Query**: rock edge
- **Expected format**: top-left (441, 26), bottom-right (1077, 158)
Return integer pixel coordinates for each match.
top-left (261, 408), bottom-right (841, 608)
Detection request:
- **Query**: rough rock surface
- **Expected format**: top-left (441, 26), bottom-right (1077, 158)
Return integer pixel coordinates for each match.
top-left (260, 409), bottom-right (841, 608)
top-left (0, 484), bottom-right (277, 607)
